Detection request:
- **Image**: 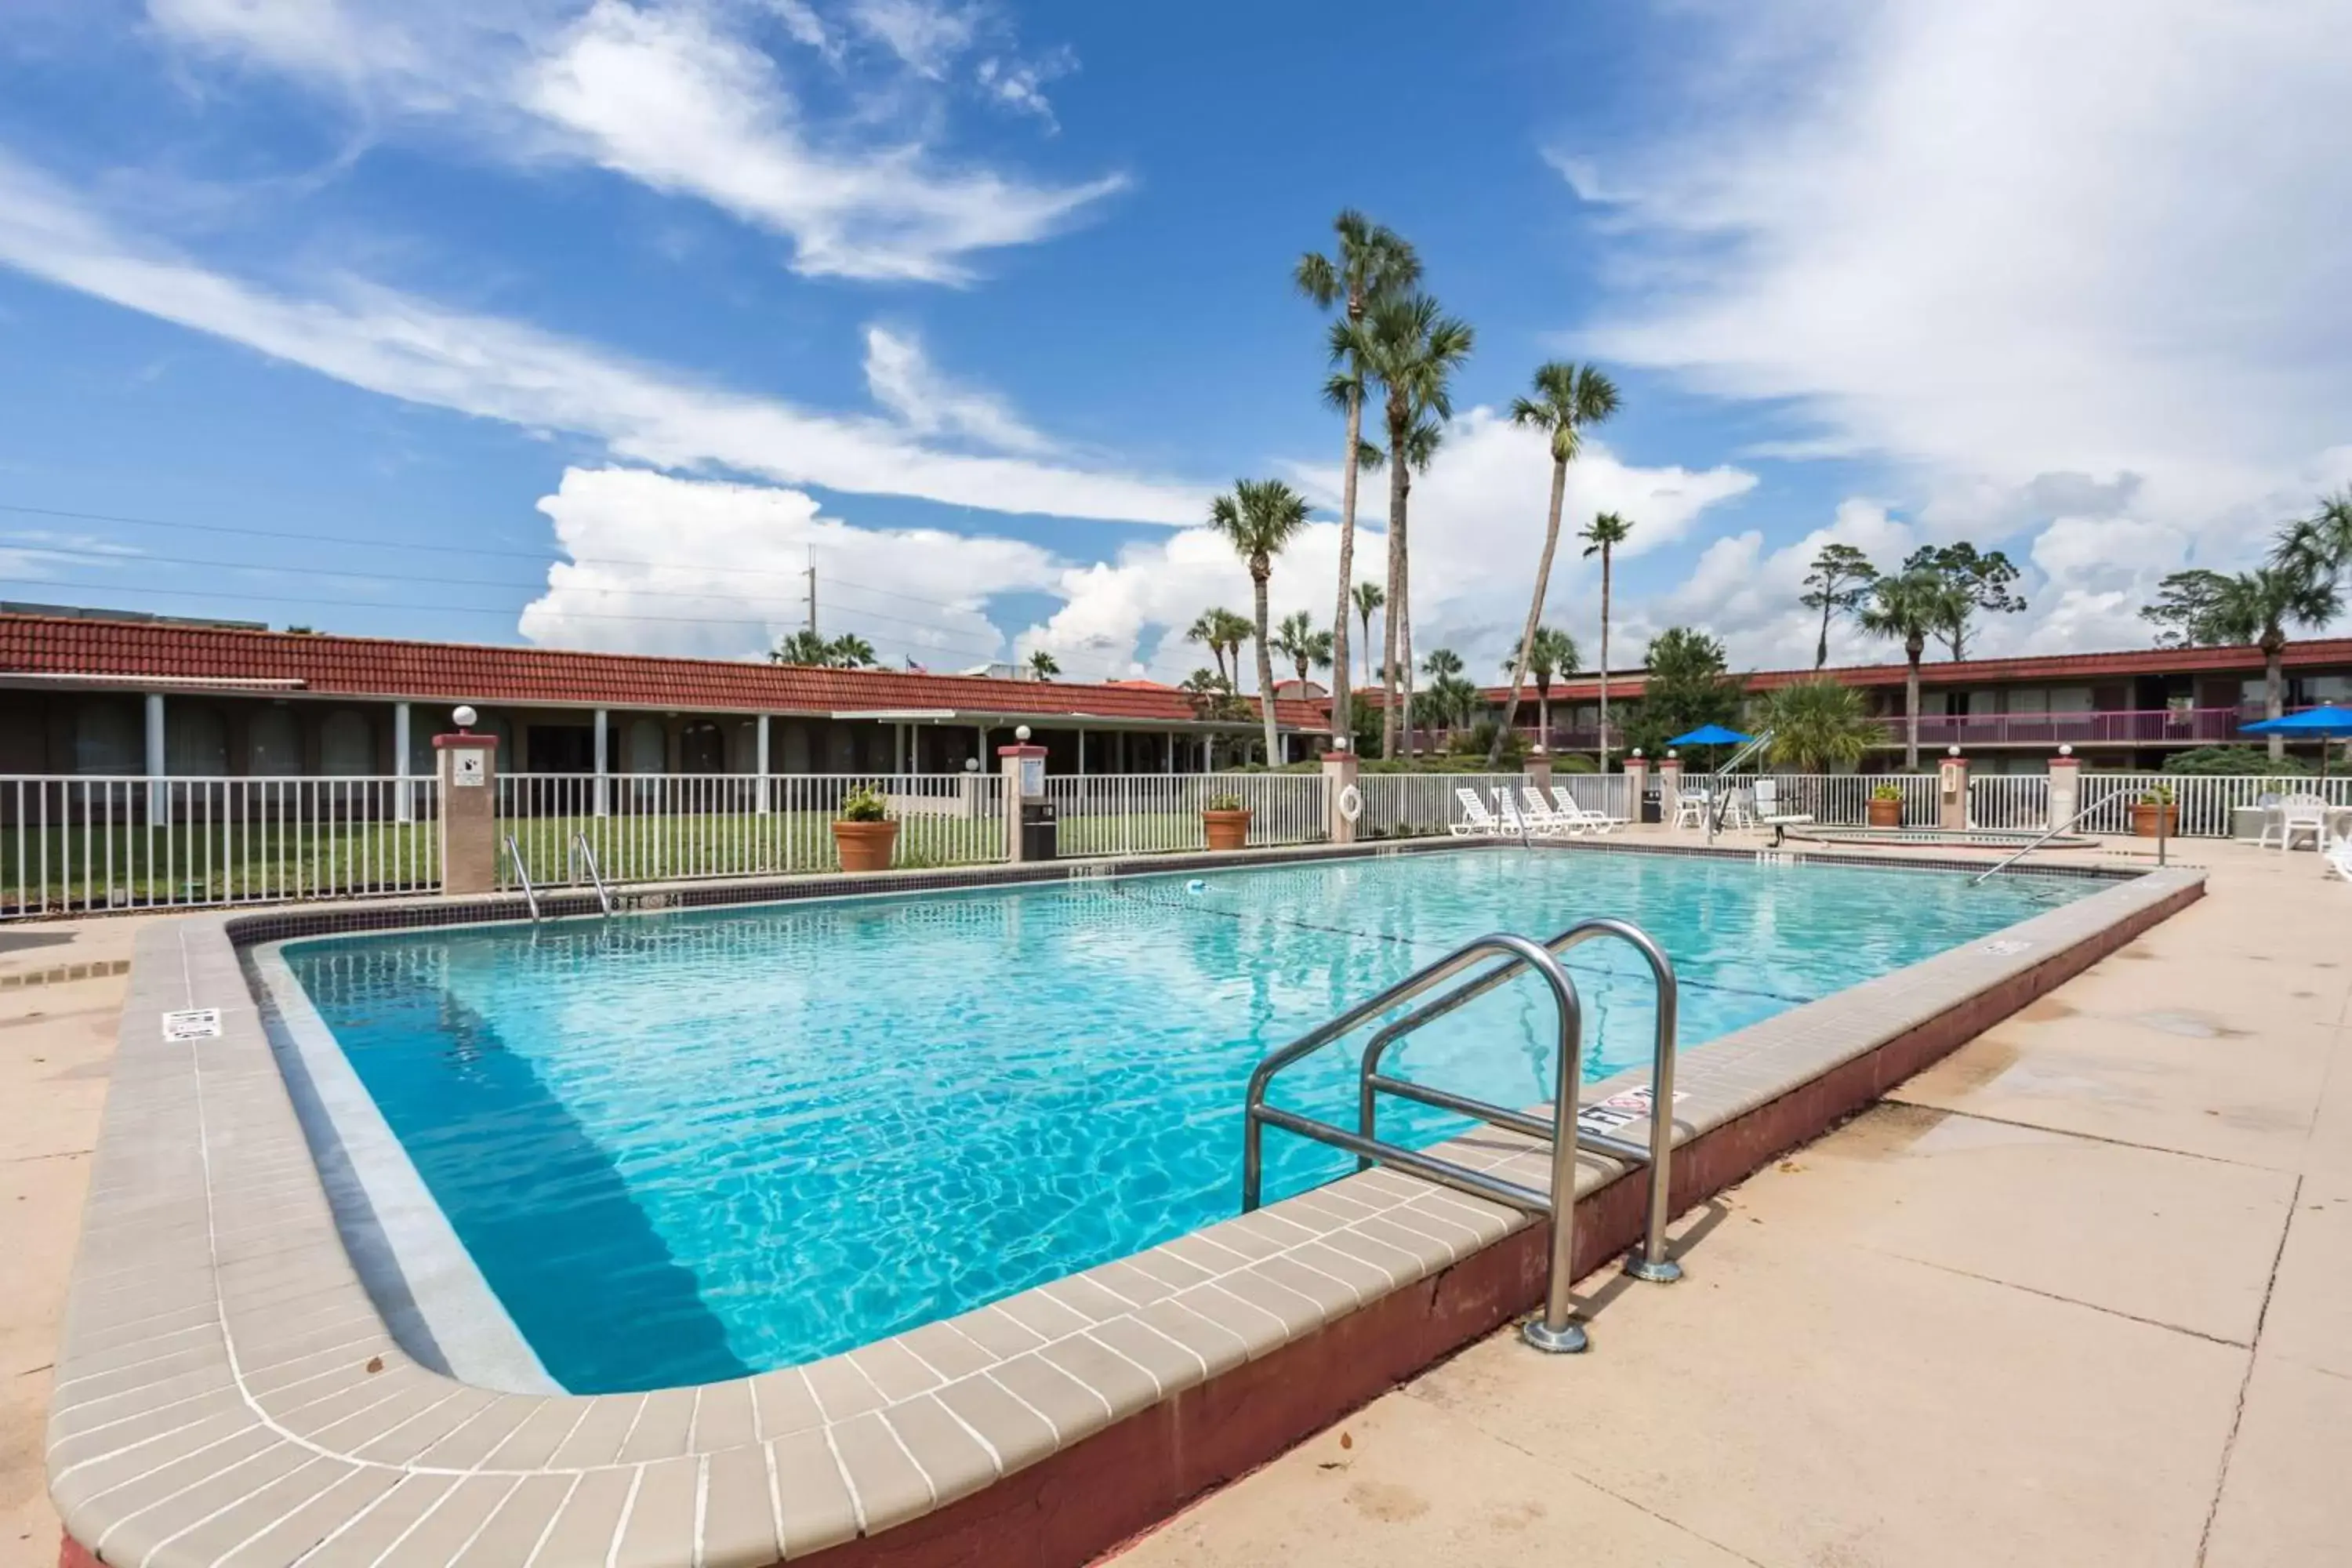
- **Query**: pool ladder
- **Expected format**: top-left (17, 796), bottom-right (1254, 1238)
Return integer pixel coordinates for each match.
top-left (568, 832), bottom-right (614, 916)
top-left (503, 834), bottom-right (540, 922)
top-left (1242, 916), bottom-right (1684, 1354)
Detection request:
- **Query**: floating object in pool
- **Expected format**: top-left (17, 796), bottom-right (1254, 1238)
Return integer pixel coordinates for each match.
top-left (1186, 879), bottom-right (1207, 894)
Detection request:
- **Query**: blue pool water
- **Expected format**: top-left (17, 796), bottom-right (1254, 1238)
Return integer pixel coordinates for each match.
top-left (274, 849), bottom-right (2086, 1392)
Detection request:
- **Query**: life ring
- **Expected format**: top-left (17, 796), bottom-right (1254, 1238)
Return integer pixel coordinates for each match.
top-left (1338, 782), bottom-right (1363, 822)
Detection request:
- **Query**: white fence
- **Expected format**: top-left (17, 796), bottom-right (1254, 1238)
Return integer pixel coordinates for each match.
top-left (1047, 772), bottom-right (1327, 856)
top-left (1700, 773), bottom-right (1941, 828)
top-left (1356, 773), bottom-right (1530, 839)
top-left (497, 772), bottom-right (1004, 887)
top-left (1, 775), bottom-right (441, 917)
top-left (1689, 770), bottom-right (2352, 837)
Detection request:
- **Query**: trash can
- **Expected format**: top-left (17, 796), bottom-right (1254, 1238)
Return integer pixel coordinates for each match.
top-left (1639, 789), bottom-right (1663, 824)
top-left (1020, 801), bottom-right (1058, 860)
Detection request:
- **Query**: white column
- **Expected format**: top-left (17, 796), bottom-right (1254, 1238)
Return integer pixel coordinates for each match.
top-left (755, 713), bottom-right (771, 815)
top-left (895, 722), bottom-right (908, 776)
top-left (143, 692), bottom-right (166, 819)
top-left (1077, 728), bottom-right (1087, 775)
top-left (1164, 731), bottom-right (1174, 773)
top-left (593, 707), bottom-right (610, 816)
top-left (394, 702), bottom-right (413, 822)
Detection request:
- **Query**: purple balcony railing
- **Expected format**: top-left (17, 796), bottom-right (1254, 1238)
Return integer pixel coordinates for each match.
top-left (1894, 708), bottom-right (2249, 746)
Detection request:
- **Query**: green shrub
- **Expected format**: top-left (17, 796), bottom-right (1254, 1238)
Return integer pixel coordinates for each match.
top-left (1870, 782), bottom-right (1904, 802)
top-left (1204, 792), bottom-right (1247, 811)
top-left (837, 785), bottom-right (889, 822)
top-left (2160, 745), bottom-right (2313, 776)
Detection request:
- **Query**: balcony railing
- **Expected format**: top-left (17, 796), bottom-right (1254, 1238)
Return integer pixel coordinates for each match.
top-left (1899, 708), bottom-right (2250, 747)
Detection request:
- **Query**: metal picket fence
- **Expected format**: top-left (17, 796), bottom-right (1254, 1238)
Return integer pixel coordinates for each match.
top-left (0, 775), bottom-right (441, 917)
top-left (496, 772), bottom-right (1004, 888)
top-left (1047, 772), bottom-right (1327, 856)
top-left (1355, 773), bottom-right (1531, 838)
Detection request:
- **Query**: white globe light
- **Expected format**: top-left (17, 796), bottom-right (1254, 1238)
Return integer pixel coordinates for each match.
top-left (1014, 724), bottom-right (1032, 742)
top-left (964, 758), bottom-right (979, 772)
top-left (1947, 745), bottom-right (1962, 757)
top-left (2059, 743), bottom-right (2074, 757)
top-left (452, 705), bottom-right (477, 729)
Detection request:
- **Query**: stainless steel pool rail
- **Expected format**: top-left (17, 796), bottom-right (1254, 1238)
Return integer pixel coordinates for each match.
top-left (504, 834), bottom-right (540, 921)
top-left (1973, 793), bottom-right (2114, 884)
top-left (1241, 918), bottom-right (1686, 1353)
top-left (568, 832), bottom-right (613, 916)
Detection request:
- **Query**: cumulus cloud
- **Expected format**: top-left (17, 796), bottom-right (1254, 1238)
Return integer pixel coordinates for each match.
top-left (519, 466), bottom-right (1068, 665)
top-left (0, 150), bottom-right (1204, 524)
top-left (144, 0), bottom-right (1120, 282)
top-left (1559, 0), bottom-right (2352, 655)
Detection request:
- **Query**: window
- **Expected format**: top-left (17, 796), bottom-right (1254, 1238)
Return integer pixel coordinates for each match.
top-left (626, 719), bottom-right (667, 775)
top-left (680, 721), bottom-right (726, 774)
top-left (247, 707), bottom-right (300, 775)
top-left (74, 701), bottom-right (141, 775)
top-left (320, 710), bottom-right (374, 775)
top-left (165, 706), bottom-right (228, 776)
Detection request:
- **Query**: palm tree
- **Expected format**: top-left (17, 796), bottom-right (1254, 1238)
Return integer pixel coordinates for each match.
top-left (771, 628), bottom-right (830, 666)
top-left (826, 633), bottom-right (877, 669)
top-left (1027, 649), bottom-right (1060, 681)
top-left (1758, 679), bottom-right (1886, 771)
top-left (1272, 610), bottom-right (1334, 691)
top-left (1351, 581), bottom-right (1385, 693)
top-left (1359, 411), bottom-right (1448, 757)
top-left (1501, 626), bottom-right (1580, 750)
top-left (1858, 568), bottom-right (1965, 768)
top-left (1578, 511), bottom-right (1634, 767)
top-left (2274, 489), bottom-right (2352, 585)
top-left (1208, 479), bottom-right (1314, 764)
top-left (1211, 608), bottom-right (1253, 691)
top-left (1338, 291), bottom-right (1473, 760)
top-left (1494, 362), bottom-right (1619, 764)
top-left (2201, 566), bottom-right (2342, 760)
top-left (1298, 213), bottom-right (1420, 758)
top-left (1186, 608), bottom-right (1250, 688)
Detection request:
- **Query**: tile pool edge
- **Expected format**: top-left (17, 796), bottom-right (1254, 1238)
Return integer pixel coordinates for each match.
top-left (49, 848), bottom-right (2200, 1568)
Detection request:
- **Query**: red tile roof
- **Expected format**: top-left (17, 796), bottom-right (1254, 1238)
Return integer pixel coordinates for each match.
top-left (0, 614), bottom-right (1330, 729)
top-left (1479, 637), bottom-right (2352, 704)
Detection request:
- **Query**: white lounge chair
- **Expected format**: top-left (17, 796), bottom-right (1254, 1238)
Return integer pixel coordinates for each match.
top-left (2328, 837), bottom-right (2352, 883)
top-left (1751, 779), bottom-right (1816, 846)
top-left (1515, 786), bottom-right (1584, 837)
top-left (1452, 786), bottom-right (1508, 837)
top-left (1548, 785), bottom-right (1628, 833)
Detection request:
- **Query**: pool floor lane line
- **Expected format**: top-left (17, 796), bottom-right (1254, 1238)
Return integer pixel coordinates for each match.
top-left (248, 942), bottom-right (562, 1396)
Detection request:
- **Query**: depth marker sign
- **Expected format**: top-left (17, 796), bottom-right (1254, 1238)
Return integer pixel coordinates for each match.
top-left (161, 1008), bottom-right (222, 1041)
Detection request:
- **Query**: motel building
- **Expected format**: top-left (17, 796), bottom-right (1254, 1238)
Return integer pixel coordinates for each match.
top-left (1486, 637), bottom-right (2352, 772)
top-left (0, 608), bottom-right (1327, 804)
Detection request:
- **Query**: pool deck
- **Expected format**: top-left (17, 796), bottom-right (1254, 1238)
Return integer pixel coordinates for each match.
top-left (2, 830), bottom-right (2339, 1567)
top-left (1114, 830), bottom-right (2352, 1567)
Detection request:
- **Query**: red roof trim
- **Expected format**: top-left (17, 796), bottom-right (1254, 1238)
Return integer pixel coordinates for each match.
top-left (0, 614), bottom-right (1329, 728)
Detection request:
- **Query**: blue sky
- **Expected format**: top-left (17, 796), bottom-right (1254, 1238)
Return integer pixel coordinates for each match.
top-left (1, 0), bottom-right (2346, 684)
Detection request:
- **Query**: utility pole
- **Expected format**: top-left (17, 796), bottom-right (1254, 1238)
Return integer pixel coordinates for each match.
top-left (804, 550), bottom-right (818, 637)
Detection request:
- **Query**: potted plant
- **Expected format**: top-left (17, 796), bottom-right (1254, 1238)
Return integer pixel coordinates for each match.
top-left (1867, 782), bottom-right (1904, 829)
top-left (2131, 783), bottom-right (2178, 839)
top-left (1202, 790), bottom-right (1252, 851)
top-left (832, 784), bottom-right (898, 872)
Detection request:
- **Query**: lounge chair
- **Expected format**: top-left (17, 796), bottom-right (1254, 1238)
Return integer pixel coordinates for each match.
top-left (2328, 837), bottom-right (2352, 883)
top-left (1451, 787), bottom-right (1508, 837)
top-left (1751, 779), bottom-right (1815, 847)
top-left (1514, 786), bottom-right (1581, 837)
top-left (1547, 786), bottom-right (1628, 833)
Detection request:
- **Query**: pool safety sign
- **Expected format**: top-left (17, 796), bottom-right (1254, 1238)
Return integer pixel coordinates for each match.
top-left (1576, 1084), bottom-right (1686, 1142)
top-left (161, 1008), bottom-right (222, 1041)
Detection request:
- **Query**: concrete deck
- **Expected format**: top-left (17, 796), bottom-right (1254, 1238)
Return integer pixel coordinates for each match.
top-left (2, 918), bottom-right (154, 1568)
top-left (1114, 833), bottom-right (2351, 1567)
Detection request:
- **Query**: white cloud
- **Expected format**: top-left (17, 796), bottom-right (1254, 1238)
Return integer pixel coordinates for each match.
top-left (1557, 0), bottom-right (2352, 658)
top-left (860, 325), bottom-right (1051, 454)
top-left (844, 0), bottom-right (975, 78)
top-left (521, 2), bottom-right (1122, 282)
top-left (0, 150), bottom-right (1204, 523)
top-left (144, 0), bottom-right (1122, 282)
top-left (519, 466), bottom-right (1065, 664)
top-left (1646, 499), bottom-right (1916, 670)
top-left (974, 49), bottom-right (1073, 130)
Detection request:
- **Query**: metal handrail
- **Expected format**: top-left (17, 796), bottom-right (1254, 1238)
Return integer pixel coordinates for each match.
top-left (1243, 932), bottom-right (1592, 1352)
top-left (1972, 789), bottom-right (2118, 884)
top-left (1356, 916), bottom-right (1685, 1283)
top-left (569, 832), bottom-right (614, 916)
top-left (503, 834), bottom-right (540, 921)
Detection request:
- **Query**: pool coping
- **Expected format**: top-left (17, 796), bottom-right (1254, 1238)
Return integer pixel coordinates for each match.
top-left (49, 840), bottom-right (2201, 1568)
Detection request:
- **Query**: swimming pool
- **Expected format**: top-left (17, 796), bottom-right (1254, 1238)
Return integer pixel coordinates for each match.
top-left (267, 847), bottom-right (2087, 1393)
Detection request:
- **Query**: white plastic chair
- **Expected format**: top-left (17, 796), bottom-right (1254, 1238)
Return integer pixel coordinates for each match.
top-left (1718, 786), bottom-right (1755, 829)
top-left (1752, 779), bottom-right (1816, 845)
top-left (1451, 786), bottom-right (1505, 837)
top-left (2280, 793), bottom-right (2328, 853)
top-left (1548, 785), bottom-right (1628, 833)
top-left (2328, 837), bottom-right (2352, 884)
top-left (2254, 792), bottom-right (2285, 850)
top-left (1669, 788), bottom-right (1704, 829)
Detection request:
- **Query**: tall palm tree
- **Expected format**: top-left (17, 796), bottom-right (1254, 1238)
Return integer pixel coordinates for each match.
top-left (1578, 511), bottom-right (1634, 767)
top-left (1298, 213), bottom-right (1420, 758)
top-left (2271, 488), bottom-right (2352, 582)
top-left (1352, 581), bottom-right (1385, 693)
top-left (2201, 566), bottom-right (2342, 760)
top-left (1338, 291), bottom-right (1474, 760)
top-left (1185, 608), bottom-right (1250, 688)
top-left (1493, 362), bottom-right (1620, 764)
top-left (1272, 610), bottom-right (1334, 691)
top-left (826, 633), bottom-right (877, 669)
top-left (771, 628), bottom-right (830, 666)
top-left (1858, 569), bottom-right (1965, 768)
top-left (1211, 608), bottom-right (1253, 690)
top-left (1359, 412), bottom-right (1447, 757)
top-left (1501, 626), bottom-right (1580, 750)
top-left (1027, 649), bottom-right (1060, 681)
top-left (1208, 479), bottom-right (1314, 764)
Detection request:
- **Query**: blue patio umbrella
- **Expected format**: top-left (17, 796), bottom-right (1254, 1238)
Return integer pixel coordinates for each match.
top-left (1668, 723), bottom-right (1753, 747)
top-left (2242, 706), bottom-right (2352, 776)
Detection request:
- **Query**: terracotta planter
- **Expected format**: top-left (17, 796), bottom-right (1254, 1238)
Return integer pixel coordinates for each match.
top-left (833, 818), bottom-right (899, 872)
top-left (1202, 809), bottom-right (1252, 851)
top-left (1867, 797), bottom-right (1904, 829)
top-left (2130, 802), bottom-right (2179, 839)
